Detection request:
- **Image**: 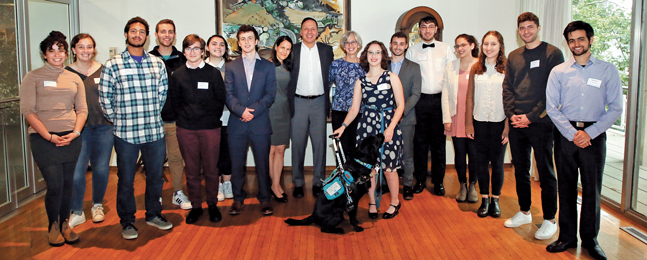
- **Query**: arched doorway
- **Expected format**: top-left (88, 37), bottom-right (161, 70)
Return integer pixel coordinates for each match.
top-left (395, 6), bottom-right (444, 47)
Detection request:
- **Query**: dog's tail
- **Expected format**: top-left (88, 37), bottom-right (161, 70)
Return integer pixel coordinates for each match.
top-left (284, 215), bottom-right (314, 226)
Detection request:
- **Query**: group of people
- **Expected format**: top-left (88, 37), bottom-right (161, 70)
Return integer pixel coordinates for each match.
top-left (19, 10), bottom-right (621, 260)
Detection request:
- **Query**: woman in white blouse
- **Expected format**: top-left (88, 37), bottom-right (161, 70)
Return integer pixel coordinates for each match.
top-left (441, 34), bottom-right (479, 203)
top-left (465, 31), bottom-right (509, 218)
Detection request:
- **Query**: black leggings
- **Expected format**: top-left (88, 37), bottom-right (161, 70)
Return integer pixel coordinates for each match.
top-left (41, 162), bottom-right (77, 226)
top-left (473, 120), bottom-right (507, 196)
top-left (451, 137), bottom-right (477, 184)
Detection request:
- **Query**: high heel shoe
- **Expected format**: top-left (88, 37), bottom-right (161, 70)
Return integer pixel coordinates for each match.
top-left (477, 198), bottom-right (490, 218)
top-left (383, 202), bottom-right (401, 219)
top-left (272, 190), bottom-right (288, 203)
top-left (368, 203), bottom-right (378, 219)
top-left (489, 197), bottom-right (501, 217)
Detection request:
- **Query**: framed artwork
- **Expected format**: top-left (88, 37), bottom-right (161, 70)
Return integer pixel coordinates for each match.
top-left (216, 0), bottom-right (351, 59)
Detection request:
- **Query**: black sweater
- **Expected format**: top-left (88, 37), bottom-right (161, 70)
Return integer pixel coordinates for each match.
top-left (168, 64), bottom-right (226, 130)
top-left (502, 42), bottom-right (564, 123)
top-left (150, 46), bottom-right (186, 122)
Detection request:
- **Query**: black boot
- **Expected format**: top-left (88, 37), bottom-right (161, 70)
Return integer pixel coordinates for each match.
top-left (186, 208), bottom-right (203, 224)
top-left (477, 198), bottom-right (490, 218)
top-left (208, 203), bottom-right (222, 223)
top-left (489, 197), bottom-right (501, 218)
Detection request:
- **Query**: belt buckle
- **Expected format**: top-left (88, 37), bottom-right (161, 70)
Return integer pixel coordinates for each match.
top-left (576, 122), bottom-right (584, 128)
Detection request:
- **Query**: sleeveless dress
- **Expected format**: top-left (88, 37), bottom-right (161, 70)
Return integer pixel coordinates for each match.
top-left (356, 70), bottom-right (403, 171)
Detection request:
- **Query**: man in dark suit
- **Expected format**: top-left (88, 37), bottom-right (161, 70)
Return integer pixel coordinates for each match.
top-left (389, 32), bottom-right (422, 200)
top-left (287, 17), bottom-right (334, 198)
top-left (225, 25), bottom-right (276, 216)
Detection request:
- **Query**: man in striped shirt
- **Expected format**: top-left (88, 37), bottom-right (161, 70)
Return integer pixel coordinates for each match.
top-left (99, 16), bottom-right (172, 240)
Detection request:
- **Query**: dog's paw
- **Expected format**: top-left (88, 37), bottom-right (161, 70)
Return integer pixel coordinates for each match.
top-left (353, 225), bottom-right (364, 232)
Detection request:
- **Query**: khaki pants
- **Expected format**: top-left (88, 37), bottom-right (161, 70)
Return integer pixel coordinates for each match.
top-left (165, 122), bottom-right (185, 192)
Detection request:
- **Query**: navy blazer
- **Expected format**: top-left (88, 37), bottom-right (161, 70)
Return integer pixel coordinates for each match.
top-left (225, 56), bottom-right (277, 135)
top-left (287, 42), bottom-right (334, 117)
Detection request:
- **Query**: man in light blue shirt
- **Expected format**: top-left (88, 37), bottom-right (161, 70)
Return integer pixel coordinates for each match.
top-left (545, 21), bottom-right (622, 260)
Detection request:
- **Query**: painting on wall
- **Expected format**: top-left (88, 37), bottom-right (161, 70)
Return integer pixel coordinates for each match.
top-left (216, 0), bottom-right (350, 59)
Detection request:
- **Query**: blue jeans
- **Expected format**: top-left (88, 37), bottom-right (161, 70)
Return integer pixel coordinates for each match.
top-left (114, 136), bottom-right (166, 227)
top-left (71, 125), bottom-right (114, 214)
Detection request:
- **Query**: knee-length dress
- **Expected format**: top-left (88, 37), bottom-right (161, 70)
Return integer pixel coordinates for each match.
top-left (356, 70), bottom-right (403, 171)
top-left (269, 65), bottom-right (291, 145)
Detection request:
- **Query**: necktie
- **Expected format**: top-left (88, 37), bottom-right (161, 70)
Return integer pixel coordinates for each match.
top-left (423, 43), bottom-right (435, 49)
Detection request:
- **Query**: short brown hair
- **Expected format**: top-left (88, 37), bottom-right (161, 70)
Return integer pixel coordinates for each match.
top-left (156, 19), bottom-right (175, 33)
top-left (517, 12), bottom-right (539, 27)
top-left (182, 34), bottom-right (205, 51)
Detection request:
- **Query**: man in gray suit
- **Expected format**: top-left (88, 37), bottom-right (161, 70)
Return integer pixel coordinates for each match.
top-left (389, 32), bottom-right (422, 200)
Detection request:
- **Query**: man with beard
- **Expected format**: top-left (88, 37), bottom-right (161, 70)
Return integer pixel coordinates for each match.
top-left (406, 15), bottom-right (455, 196)
top-left (99, 17), bottom-right (172, 240)
top-left (502, 12), bottom-right (563, 240)
top-left (389, 32), bottom-right (421, 200)
top-left (148, 19), bottom-right (191, 211)
top-left (545, 21), bottom-right (622, 260)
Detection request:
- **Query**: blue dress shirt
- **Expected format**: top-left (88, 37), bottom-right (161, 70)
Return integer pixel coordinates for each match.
top-left (546, 56), bottom-right (623, 141)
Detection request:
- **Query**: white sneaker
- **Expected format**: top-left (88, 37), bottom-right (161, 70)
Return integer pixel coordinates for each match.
top-left (91, 204), bottom-right (105, 223)
top-left (172, 190), bottom-right (192, 210)
top-left (504, 211), bottom-right (532, 228)
top-left (535, 220), bottom-right (558, 240)
top-left (223, 181), bottom-right (234, 199)
top-left (69, 212), bottom-right (86, 228)
top-left (218, 183), bottom-right (225, 202)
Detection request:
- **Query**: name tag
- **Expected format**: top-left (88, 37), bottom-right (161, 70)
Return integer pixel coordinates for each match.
top-left (94, 78), bottom-right (100, 84)
top-left (587, 78), bottom-right (602, 88)
top-left (44, 81), bottom-right (57, 87)
top-left (530, 60), bottom-right (540, 69)
top-left (197, 82), bottom-right (209, 89)
top-left (122, 69), bottom-right (135, 75)
top-left (418, 55), bottom-right (428, 61)
top-left (476, 75), bottom-right (487, 81)
top-left (377, 83), bottom-right (390, 90)
top-left (466, 73), bottom-right (470, 80)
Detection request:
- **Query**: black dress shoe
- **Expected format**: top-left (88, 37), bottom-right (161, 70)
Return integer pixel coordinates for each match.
top-left (433, 183), bottom-right (445, 196)
top-left (260, 201), bottom-right (274, 215)
top-left (383, 202), bottom-right (401, 219)
top-left (413, 181), bottom-right (426, 194)
top-left (489, 197), bottom-right (501, 218)
top-left (582, 243), bottom-right (607, 260)
top-left (477, 198), bottom-right (489, 218)
top-left (185, 208), bottom-right (203, 224)
top-left (403, 186), bottom-right (414, 200)
top-left (208, 204), bottom-right (222, 223)
top-left (546, 240), bottom-right (578, 253)
top-left (312, 185), bottom-right (322, 197)
top-left (293, 187), bottom-right (304, 198)
top-left (368, 203), bottom-right (378, 219)
top-left (272, 191), bottom-right (288, 203)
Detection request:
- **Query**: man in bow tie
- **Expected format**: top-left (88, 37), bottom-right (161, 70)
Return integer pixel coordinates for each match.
top-left (406, 15), bottom-right (455, 196)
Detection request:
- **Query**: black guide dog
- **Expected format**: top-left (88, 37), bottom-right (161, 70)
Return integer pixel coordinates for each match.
top-left (284, 134), bottom-right (384, 234)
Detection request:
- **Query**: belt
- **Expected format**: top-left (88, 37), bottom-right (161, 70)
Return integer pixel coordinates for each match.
top-left (421, 93), bottom-right (442, 97)
top-left (295, 94), bottom-right (324, 99)
top-left (570, 121), bottom-right (595, 130)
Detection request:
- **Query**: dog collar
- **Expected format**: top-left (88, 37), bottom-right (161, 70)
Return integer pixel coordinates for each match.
top-left (354, 159), bottom-right (373, 170)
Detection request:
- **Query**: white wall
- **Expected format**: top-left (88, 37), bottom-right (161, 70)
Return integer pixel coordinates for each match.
top-left (81, 0), bottom-right (519, 166)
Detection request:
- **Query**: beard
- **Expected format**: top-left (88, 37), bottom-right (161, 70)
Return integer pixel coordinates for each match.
top-left (571, 44), bottom-right (591, 56)
top-left (127, 38), bottom-right (145, 48)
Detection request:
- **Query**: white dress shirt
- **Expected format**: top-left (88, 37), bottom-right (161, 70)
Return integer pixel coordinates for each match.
top-left (296, 42), bottom-right (324, 96)
top-left (473, 61), bottom-right (506, 122)
top-left (406, 39), bottom-right (456, 94)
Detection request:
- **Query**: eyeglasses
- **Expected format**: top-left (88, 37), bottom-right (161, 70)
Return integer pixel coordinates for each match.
top-left (344, 41), bottom-right (358, 46)
top-left (454, 43), bottom-right (469, 49)
top-left (185, 47), bottom-right (203, 53)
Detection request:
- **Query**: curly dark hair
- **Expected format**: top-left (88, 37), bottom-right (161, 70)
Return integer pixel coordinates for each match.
top-left (40, 31), bottom-right (68, 61)
top-left (270, 36), bottom-right (293, 71)
top-left (455, 34), bottom-right (479, 58)
top-left (474, 31), bottom-right (506, 75)
top-left (70, 33), bottom-right (96, 62)
top-left (359, 41), bottom-right (389, 73)
top-left (205, 35), bottom-right (231, 62)
top-left (124, 16), bottom-right (149, 35)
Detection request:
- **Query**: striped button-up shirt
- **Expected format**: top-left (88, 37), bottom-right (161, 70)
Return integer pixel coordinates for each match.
top-left (99, 50), bottom-right (168, 144)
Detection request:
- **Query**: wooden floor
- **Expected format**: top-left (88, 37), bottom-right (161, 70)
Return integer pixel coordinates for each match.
top-left (1, 166), bottom-right (646, 260)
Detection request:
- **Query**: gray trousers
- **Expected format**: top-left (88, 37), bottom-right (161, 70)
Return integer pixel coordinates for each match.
top-left (291, 96), bottom-right (327, 187)
top-left (400, 124), bottom-right (415, 186)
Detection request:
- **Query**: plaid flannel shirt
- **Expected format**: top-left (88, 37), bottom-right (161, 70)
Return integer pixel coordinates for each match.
top-left (99, 50), bottom-right (168, 144)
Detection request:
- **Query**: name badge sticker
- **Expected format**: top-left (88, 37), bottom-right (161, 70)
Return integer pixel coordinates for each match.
top-left (587, 78), bottom-right (602, 88)
top-left (476, 75), bottom-right (487, 81)
top-left (94, 78), bottom-right (100, 84)
top-left (419, 55), bottom-right (428, 61)
top-left (377, 83), bottom-right (390, 91)
top-left (43, 81), bottom-right (57, 87)
top-left (466, 73), bottom-right (470, 80)
top-left (530, 60), bottom-right (540, 69)
top-left (122, 69), bottom-right (135, 75)
top-left (197, 82), bottom-right (209, 89)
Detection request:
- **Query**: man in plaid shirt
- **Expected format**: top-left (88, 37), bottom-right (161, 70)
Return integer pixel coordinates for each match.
top-left (99, 16), bottom-right (172, 240)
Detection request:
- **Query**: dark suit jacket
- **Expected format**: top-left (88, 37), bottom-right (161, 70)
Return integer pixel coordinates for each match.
top-left (389, 58), bottom-right (422, 126)
top-left (287, 42), bottom-right (334, 117)
top-left (225, 56), bottom-right (277, 134)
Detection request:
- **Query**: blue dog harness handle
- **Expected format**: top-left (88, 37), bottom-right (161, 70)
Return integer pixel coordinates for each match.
top-left (364, 104), bottom-right (393, 209)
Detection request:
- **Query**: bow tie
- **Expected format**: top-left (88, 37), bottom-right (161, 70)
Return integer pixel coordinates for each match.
top-left (423, 43), bottom-right (435, 49)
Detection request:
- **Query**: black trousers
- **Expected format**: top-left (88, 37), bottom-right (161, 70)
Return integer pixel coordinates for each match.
top-left (218, 126), bottom-right (232, 176)
top-left (555, 131), bottom-right (605, 245)
top-left (508, 122), bottom-right (557, 220)
top-left (451, 137), bottom-right (477, 184)
top-left (414, 93), bottom-right (446, 184)
top-left (331, 110), bottom-right (360, 162)
top-left (473, 120), bottom-right (506, 196)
